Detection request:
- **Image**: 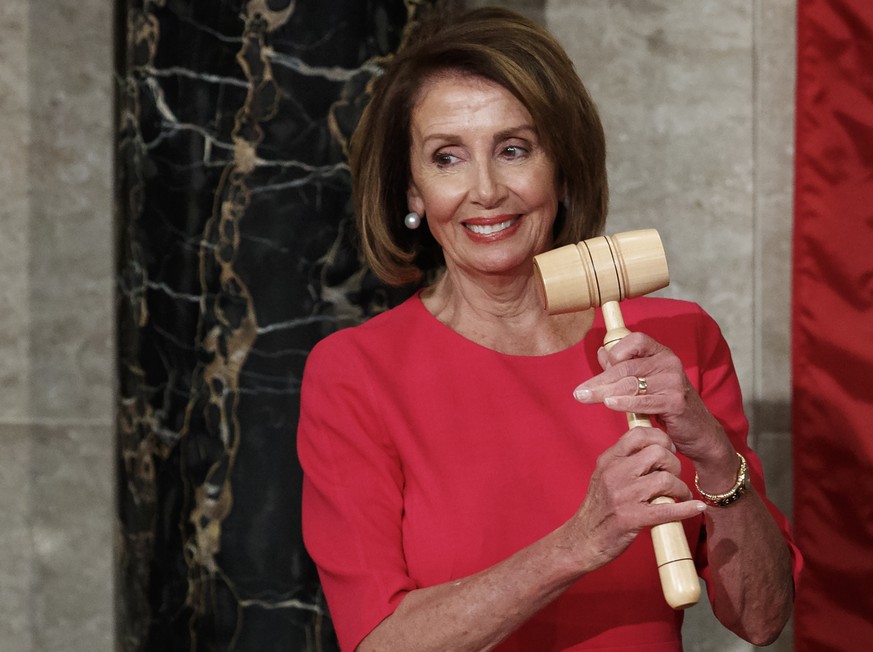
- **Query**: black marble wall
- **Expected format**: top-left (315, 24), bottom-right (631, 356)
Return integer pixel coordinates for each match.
top-left (114, 1), bottom-right (446, 649)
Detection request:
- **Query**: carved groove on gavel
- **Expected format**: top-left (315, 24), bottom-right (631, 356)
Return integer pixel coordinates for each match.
top-left (533, 229), bottom-right (701, 610)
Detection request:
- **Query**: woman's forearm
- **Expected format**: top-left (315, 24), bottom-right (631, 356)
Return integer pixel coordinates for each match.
top-left (357, 425), bottom-right (709, 652)
top-left (700, 487), bottom-right (794, 645)
top-left (357, 521), bottom-right (587, 652)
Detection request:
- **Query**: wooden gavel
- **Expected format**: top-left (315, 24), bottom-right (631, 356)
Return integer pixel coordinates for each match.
top-left (533, 229), bottom-right (701, 610)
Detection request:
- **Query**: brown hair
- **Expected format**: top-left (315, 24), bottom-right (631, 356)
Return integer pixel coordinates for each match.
top-left (349, 7), bottom-right (608, 286)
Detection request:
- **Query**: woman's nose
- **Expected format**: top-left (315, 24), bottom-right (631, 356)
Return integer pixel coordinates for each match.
top-left (470, 161), bottom-right (506, 207)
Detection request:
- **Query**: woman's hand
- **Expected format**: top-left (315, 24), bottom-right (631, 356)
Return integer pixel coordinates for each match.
top-left (571, 331), bottom-right (794, 644)
top-left (563, 426), bottom-right (706, 572)
top-left (571, 332), bottom-right (735, 472)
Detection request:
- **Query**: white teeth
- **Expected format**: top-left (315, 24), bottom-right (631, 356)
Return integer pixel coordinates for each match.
top-left (465, 217), bottom-right (518, 235)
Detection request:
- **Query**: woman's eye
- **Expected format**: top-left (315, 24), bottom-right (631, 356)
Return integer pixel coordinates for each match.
top-left (502, 145), bottom-right (528, 159)
top-left (433, 152), bottom-right (459, 167)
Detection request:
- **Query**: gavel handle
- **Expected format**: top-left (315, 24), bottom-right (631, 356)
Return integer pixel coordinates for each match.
top-left (601, 301), bottom-right (701, 610)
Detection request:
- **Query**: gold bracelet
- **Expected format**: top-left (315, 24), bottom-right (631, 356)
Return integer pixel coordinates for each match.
top-left (694, 452), bottom-right (749, 507)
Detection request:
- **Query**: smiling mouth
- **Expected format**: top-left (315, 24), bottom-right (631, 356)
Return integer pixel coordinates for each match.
top-left (464, 216), bottom-right (520, 235)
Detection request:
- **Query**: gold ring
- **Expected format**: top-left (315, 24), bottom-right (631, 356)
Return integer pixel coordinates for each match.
top-left (636, 377), bottom-right (648, 396)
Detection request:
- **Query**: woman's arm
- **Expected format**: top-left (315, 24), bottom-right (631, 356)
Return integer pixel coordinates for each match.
top-left (693, 449), bottom-right (794, 645)
top-left (301, 321), bottom-right (706, 651)
top-left (574, 330), bottom-right (795, 645)
top-left (358, 520), bottom-right (582, 652)
top-left (358, 426), bottom-right (705, 652)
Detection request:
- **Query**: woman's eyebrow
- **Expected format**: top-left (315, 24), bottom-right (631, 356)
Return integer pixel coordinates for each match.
top-left (420, 132), bottom-right (459, 146)
top-left (417, 124), bottom-right (538, 148)
top-left (493, 124), bottom-right (538, 141)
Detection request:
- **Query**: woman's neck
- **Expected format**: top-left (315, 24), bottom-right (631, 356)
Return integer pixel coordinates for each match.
top-left (420, 270), bottom-right (593, 355)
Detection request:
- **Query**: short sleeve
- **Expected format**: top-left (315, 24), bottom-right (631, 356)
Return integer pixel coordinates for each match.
top-left (297, 335), bottom-right (415, 651)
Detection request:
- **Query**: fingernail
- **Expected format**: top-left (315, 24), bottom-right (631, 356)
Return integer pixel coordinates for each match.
top-left (604, 396), bottom-right (618, 408)
top-left (573, 388), bottom-right (592, 402)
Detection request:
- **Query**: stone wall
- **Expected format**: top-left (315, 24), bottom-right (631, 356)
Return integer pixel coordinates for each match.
top-left (0, 1), bottom-right (795, 650)
top-left (541, 2), bottom-right (797, 649)
top-left (0, 0), bottom-right (115, 650)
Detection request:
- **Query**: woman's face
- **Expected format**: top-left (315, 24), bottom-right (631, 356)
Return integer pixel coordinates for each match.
top-left (407, 73), bottom-right (561, 279)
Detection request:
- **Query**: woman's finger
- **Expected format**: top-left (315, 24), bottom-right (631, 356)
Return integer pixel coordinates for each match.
top-left (599, 426), bottom-right (675, 460)
top-left (573, 374), bottom-right (640, 404)
top-left (601, 331), bottom-right (666, 365)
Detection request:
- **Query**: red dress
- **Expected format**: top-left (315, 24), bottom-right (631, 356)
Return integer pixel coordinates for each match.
top-left (298, 294), bottom-right (800, 651)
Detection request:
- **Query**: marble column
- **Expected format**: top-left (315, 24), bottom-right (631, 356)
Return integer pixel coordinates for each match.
top-left (114, 1), bottom-right (443, 648)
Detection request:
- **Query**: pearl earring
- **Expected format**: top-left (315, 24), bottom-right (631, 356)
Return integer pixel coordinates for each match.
top-left (404, 212), bottom-right (422, 230)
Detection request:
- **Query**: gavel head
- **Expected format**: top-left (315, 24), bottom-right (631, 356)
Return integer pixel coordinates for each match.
top-left (533, 229), bottom-right (669, 314)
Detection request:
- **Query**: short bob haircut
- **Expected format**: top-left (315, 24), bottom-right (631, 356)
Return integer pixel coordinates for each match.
top-left (349, 7), bottom-right (608, 287)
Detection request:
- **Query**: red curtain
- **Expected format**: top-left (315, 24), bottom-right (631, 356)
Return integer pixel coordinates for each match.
top-left (792, 1), bottom-right (873, 650)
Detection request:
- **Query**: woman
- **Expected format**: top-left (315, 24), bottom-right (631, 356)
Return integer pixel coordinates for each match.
top-left (298, 7), bottom-right (800, 651)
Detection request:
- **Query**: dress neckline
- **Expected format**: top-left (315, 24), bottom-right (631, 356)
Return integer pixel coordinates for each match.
top-left (409, 291), bottom-right (602, 361)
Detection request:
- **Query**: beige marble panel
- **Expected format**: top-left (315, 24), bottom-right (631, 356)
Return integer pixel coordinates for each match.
top-left (27, 0), bottom-right (114, 421)
top-left (29, 423), bottom-right (114, 652)
top-left (0, 0), bottom-right (116, 650)
top-left (754, 0), bottom-right (796, 411)
top-left (751, 5), bottom-right (797, 650)
top-left (0, 1), bottom-right (32, 420)
top-left (547, 0), bottom-right (757, 400)
top-left (544, 2), bottom-right (799, 650)
top-left (0, 424), bottom-right (34, 651)
top-left (752, 0), bottom-right (796, 513)
top-left (0, 422), bottom-right (115, 652)
top-left (0, 1), bottom-right (36, 644)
